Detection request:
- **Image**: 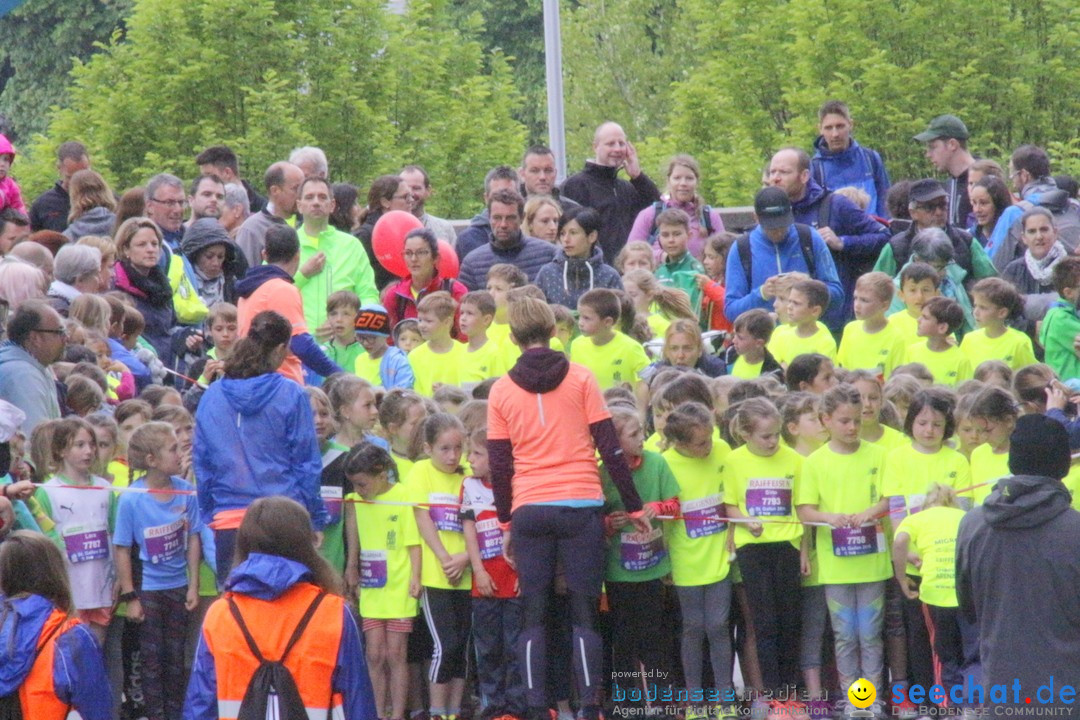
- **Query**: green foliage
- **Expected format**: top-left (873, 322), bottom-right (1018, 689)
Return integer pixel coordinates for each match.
top-left (20, 0), bottom-right (526, 218)
top-left (0, 0), bottom-right (132, 140)
top-left (656, 0), bottom-right (1080, 205)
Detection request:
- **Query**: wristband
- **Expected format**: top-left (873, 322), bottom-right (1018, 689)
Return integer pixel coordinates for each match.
top-left (119, 591), bottom-right (138, 603)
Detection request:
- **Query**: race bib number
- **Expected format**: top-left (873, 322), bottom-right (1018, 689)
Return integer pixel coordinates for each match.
top-left (888, 494), bottom-right (926, 521)
top-left (682, 494), bottom-right (726, 539)
top-left (475, 518), bottom-right (504, 560)
top-left (831, 524), bottom-right (886, 557)
top-left (143, 518), bottom-right (186, 564)
top-left (360, 550), bottom-right (388, 589)
top-left (322, 485), bottom-right (343, 526)
top-left (63, 525), bottom-right (109, 564)
top-left (619, 528), bottom-right (667, 571)
top-left (745, 477), bottom-right (792, 517)
top-left (428, 493), bottom-right (463, 533)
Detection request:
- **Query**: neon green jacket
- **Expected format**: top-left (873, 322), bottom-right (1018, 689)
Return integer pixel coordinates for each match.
top-left (294, 224), bottom-right (380, 331)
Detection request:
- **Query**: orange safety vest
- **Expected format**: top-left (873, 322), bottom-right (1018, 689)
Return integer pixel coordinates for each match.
top-left (18, 609), bottom-right (78, 720)
top-left (201, 581), bottom-right (346, 720)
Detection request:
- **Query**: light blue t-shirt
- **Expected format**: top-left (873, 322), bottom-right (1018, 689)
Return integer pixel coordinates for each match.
top-left (113, 477), bottom-right (202, 591)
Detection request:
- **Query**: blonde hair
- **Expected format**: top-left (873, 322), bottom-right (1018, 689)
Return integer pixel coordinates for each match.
top-left (327, 375), bottom-right (375, 425)
top-left (663, 319), bottom-right (705, 364)
top-left (69, 293), bottom-right (112, 334)
top-left (922, 482), bottom-right (962, 509)
top-left (523, 195), bottom-right (561, 240)
top-left (729, 396), bottom-right (782, 444)
top-left (615, 240), bottom-right (656, 273)
top-left (855, 271), bottom-right (895, 304)
top-left (508, 296), bottom-right (556, 347)
top-left (416, 290), bottom-right (456, 321)
top-left (77, 235), bottom-right (117, 266)
top-left (665, 154), bottom-right (704, 207)
top-left (833, 186), bottom-right (870, 211)
top-left (127, 422), bottom-right (177, 475)
top-left (68, 169), bottom-right (117, 222)
top-left (113, 217), bottom-right (162, 260)
top-left (622, 269), bottom-right (696, 321)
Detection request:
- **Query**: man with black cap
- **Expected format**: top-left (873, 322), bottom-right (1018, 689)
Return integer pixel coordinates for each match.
top-left (915, 114), bottom-right (976, 228)
top-left (872, 179), bottom-right (995, 288)
top-left (956, 414), bottom-right (1080, 710)
top-left (724, 186), bottom-right (843, 323)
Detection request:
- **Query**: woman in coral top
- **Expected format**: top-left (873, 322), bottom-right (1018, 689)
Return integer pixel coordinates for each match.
top-left (487, 296), bottom-right (650, 720)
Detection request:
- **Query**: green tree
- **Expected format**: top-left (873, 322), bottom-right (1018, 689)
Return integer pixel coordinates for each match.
top-left (0, 0), bottom-right (132, 140)
top-left (19, 0), bottom-right (525, 218)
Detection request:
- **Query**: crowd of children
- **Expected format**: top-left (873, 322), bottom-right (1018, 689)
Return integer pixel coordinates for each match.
top-left (7, 195), bottom-right (1080, 720)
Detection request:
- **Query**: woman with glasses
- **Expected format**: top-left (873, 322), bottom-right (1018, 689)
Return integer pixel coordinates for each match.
top-left (357, 174), bottom-right (415, 290)
top-left (381, 228), bottom-right (467, 338)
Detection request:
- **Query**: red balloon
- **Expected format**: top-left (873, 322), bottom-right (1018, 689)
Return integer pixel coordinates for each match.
top-left (372, 210), bottom-right (422, 277)
top-left (436, 239), bottom-right (459, 280)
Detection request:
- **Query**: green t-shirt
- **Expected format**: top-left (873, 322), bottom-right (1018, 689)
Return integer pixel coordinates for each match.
top-left (601, 451), bottom-right (680, 583)
top-left (318, 440), bottom-right (349, 573)
top-left (321, 338), bottom-right (365, 376)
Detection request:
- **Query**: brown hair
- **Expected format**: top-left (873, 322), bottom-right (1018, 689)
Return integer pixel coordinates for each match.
top-left (68, 169), bottom-right (117, 222)
top-left (855, 271), bottom-right (895, 304)
top-left (50, 417), bottom-right (96, 465)
top-left (508, 296), bottom-right (556, 347)
top-left (234, 497), bottom-right (343, 595)
top-left (0, 531), bottom-right (73, 611)
top-left (113, 217), bottom-right (162, 260)
top-left (416, 290), bottom-right (456, 322)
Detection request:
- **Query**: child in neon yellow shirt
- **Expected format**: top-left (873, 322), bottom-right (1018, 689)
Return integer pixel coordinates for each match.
top-left (962, 277), bottom-right (1037, 371)
top-left (727, 308), bottom-right (781, 379)
top-left (967, 386), bottom-right (1019, 504)
top-left (457, 290), bottom-right (504, 392)
top-left (571, 288), bottom-right (649, 390)
top-left (770, 278), bottom-right (836, 367)
top-left (905, 296), bottom-right (971, 386)
top-left (887, 263), bottom-right (940, 347)
top-left (410, 291), bottom-right (465, 397)
top-left (837, 272), bottom-right (907, 379)
top-left (849, 370), bottom-right (907, 451)
top-left (485, 263), bottom-right (528, 356)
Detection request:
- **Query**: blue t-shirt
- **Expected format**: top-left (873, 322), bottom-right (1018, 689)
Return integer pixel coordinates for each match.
top-left (113, 477), bottom-right (202, 591)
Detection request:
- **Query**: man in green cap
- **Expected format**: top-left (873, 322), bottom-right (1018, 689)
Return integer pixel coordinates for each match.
top-left (914, 114), bottom-right (975, 228)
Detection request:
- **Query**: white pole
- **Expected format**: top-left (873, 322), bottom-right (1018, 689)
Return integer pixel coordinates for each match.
top-left (542, 0), bottom-right (568, 181)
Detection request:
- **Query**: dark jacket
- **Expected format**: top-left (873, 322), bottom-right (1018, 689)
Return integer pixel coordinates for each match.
top-left (458, 233), bottom-right (557, 290)
top-left (356, 209), bottom-right (397, 291)
top-left (791, 179), bottom-right (889, 329)
top-left (561, 162), bottom-right (661, 264)
top-left (455, 210), bottom-right (492, 260)
top-left (28, 181), bottom-right (70, 233)
top-left (810, 136), bottom-right (892, 217)
top-left (1001, 255), bottom-right (1058, 327)
top-left (241, 178), bottom-right (267, 214)
top-left (180, 218), bottom-right (247, 306)
top-left (534, 245), bottom-right (623, 309)
top-left (956, 474), bottom-right (1080, 705)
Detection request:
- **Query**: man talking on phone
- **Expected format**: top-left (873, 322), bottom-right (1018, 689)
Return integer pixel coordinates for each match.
top-left (723, 186), bottom-right (844, 326)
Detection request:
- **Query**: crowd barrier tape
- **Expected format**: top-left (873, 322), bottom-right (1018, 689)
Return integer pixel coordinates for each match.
top-left (50, 477), bottom-right (998, 527)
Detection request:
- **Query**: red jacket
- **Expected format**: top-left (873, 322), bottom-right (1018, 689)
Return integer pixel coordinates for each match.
top-left (382, 274), bottom-right (469, 341)
top-left (701, 280), bottom-right (732, 332)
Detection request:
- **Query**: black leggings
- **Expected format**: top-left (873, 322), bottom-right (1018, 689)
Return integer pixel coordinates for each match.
top-left (737, 541), bottom-right (803, 690)
top-left (422, 587), bottom-right (472, 683)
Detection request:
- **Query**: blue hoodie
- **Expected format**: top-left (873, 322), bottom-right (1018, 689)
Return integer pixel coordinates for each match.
top-left (184, 554), bottom-right (377, 720)
top-left (791, 178), bottom-right (889, 329)
top-left (723, 224), bottom-right (844, 324)
top-left (810, 136), bottom-right (891, 217)
top-left (193, 372), bottom-right (328, 529)
top-left (0, 594), bottom-right (112, 720)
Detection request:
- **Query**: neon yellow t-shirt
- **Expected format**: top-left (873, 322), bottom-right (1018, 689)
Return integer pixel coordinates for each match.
top-left (354, 352), bottom-right (382, 386)
top-left (722, 444), bottom-right (803, 547)
top-left (646, 311), bottom-right (671, 340)
top-left (570, 331), bottom-right (650, 390)
top-left (866, 425), bottom-right (908, 452)
top-left (409, 340), bottom-right (466, 397)
top-left (661, 440), bottom-right (732, 587)
top-left (895, 506), bottom-right (965, 608)
top-left (905, 342), bottom-right (972, 386)
top-left (960, 327), bottom-right (1037, 372)
top-left (645, 427), bottom-right (722, 455)
top-left (837, 320), bottom-right (908, 379)
top-left (731, 356), bottom-right (764, 379)
top-left (406, 459), bottom-right (471, 590)
top-left (1065, 463), bottom-right (1080, 512)
top-left (497, 335), bottom-right (565, 373)
top-left (488, 321), bottom-right (511, 347)
top-left (391, 451), bottom-right (415, 486)
top-left (459, 338), bottom-right (505, 389)
top-left (887, 310), bottom-right (920, 347)
top-left (769, 324), bottom-right (837, 367)
top-left (882, 444), bottom-right (971, 518)
top-left (350, 481), bottom-right (420, 619)
top-left (795, 441), bottom-right (890, 585)
top-left (969, 443), bottom-right (1010, 505)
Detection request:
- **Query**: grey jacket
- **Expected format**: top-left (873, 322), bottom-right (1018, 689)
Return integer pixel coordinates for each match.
top-left (62, 206), bottom-right (117, 242)
top-left (0, 342), bottom-right (61, 434)
top-left (458, 233), bottom-right (556, 290)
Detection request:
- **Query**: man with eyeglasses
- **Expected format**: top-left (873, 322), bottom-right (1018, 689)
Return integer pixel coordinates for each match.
top-left (999, 144), bottom-right (1080, 258)
top-left (0, 300), bottom-right (64, 434)
top-left (873, 179), bottom-right (996, 289)
top-left (144, 173), bottom-right (188, 255)
top-left (914, 114), bottom-right (976, 228)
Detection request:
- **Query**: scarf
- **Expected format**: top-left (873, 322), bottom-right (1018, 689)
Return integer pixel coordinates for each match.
top-left (117, 258), bottom-right (173, 308)
top-left (1024, 241), bottom-right (1067, 285)
top-left (194, 265), bottom-right (225, 307)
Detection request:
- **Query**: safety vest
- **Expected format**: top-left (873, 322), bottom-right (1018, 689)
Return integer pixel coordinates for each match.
top-left (168, 253), bottom-right (209, 325)
top-left (18, 609), bottom-right (79, 720)
top-left (201, 582), bottom-right (346, 720)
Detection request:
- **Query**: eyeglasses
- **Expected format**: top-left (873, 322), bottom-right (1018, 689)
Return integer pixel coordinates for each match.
top-left (403, 250), bottom-right (431, 259)
top-left (150, 197), bottom-right (186, 208)
top-left (32, 327), bottom-right (67, 337)
top-left (916, 200), bottom-right (947, 211)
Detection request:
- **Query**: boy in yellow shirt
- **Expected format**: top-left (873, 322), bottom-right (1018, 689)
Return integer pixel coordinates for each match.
top-left (906, 297), bottom-right (972, 386)
top-left (771, 279), bottom-right (836, 367)
top-left (961, 277), bottom-right (1037, 371)
top-left (457, 290), bottom-right (503, 392)
top-left (765, 271), bottom-right (809, 356)
top-left (570, 288), bottom-right (650, 390)
top-left (410, 291), bottom-right (465, 396)
top-left (837, 272), bottom-right (908, 379)
top-left (484, 263), bottom-right (528, 350)
top-left (888, 263), bottom-right (940, 346)
top-left (726, 308), bottom-right (781, 379)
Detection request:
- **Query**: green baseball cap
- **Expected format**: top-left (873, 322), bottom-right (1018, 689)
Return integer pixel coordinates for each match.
top-left (913, 114), bottom-right (969, 142)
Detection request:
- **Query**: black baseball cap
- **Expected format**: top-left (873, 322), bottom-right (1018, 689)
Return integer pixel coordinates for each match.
top-left (909, 179), bottom-right (948, 204)
top-left (754, 187), bottom-right (794, 232)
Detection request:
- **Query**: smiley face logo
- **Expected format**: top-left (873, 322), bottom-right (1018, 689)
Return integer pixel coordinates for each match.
top-left (848, 678), bottom-right (876, 709)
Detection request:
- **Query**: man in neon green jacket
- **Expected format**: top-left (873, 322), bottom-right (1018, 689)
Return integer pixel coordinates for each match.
top-left (293, 177), bottom-right (380, 334)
